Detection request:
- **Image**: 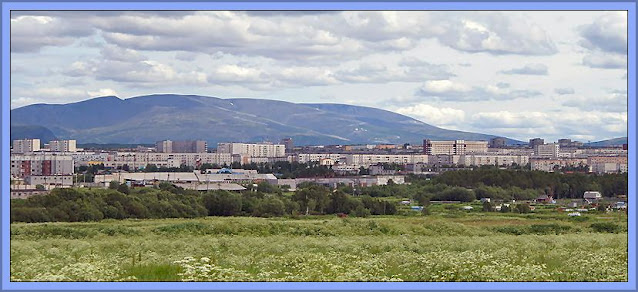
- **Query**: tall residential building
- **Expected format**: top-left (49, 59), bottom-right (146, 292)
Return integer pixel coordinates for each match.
top-left (173, 140), bottom-right (207, 153)
top-left (48, 140), bottom-right (77, 152)
top-left (156, 140), bottom-right (173, 153)
top-left (10, 154), bottom-right (74, 178)
top-left (156, 140), bottom-right (207, 153)
top-left (422, 139), bottom-right (488, 155)
top-left (217, 143), bottom-right (286, 157)
top-left (558, 138), bottom-right (583, 148)
top-left (281, 138), bottom-right (294, 153)
top-left (12, 139), bottom-right (40, 153)
top-left (534, 143), bottom-right (560, 157)
top-left (529, 138), bottom-right (545, 148)
top-left (489, 137), bottom-right (507, 148)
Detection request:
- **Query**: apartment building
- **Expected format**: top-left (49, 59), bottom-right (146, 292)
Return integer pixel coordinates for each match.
top-left (529, 138), bottom-right (545, 148)
top-left (104, 152), bottom-right (233, 169)
top-left (422, 139), bottom-right (488, 155)
top-left (156, 140), bottom-right (208, 153)
top-left (534, 143), bottom-right (560, 158)
top-left (10, 154), bottom-right (74, 178)
top-left (12, 139), bottom-right (40, 153)
top-left (489, 137), bottom-right (507, 148)
top-left (459, 154), bottom-right (529, 167)
top-left (297, 153), bottom-right (344, 164)
top-left (48, 140), bottom-right (77, 152)
top-left (529, 158), bottom-right (588, 172)
top-left (217, 143), bottom-right (285, 157)
top-left (344, 154), bottom-right (429, 168)
top-left (69, 152), bottom-right (110, 166)
top-left (587, 156), bottom-right (628, 174)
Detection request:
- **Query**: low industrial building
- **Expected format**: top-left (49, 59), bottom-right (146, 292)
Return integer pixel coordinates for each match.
top-left (95, 170), bottom-right (277, 187)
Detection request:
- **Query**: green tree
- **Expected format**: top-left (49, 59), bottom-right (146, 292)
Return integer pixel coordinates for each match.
top-left (109, 181), bottom-right (120, 190)
top-left (482, 201), bottom-right (493, 212)
top-left (145, 164), bottom-right (159, 172)
top-left (254, 197), bottom-right (285, 217)
top-left (515, 203), bottom-right (531, 214)
top-left (421, 206), bottom-right (431, 216)
top-left (117, 183), bottom-right (130, 195)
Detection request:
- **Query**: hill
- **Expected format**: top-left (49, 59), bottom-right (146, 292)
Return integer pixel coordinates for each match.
top-left (585, 137), bottom-right (628, 147)
top-left (10, 125), bottom-right (57, 144)
top-left (10, 94), bottom-right (521, 146)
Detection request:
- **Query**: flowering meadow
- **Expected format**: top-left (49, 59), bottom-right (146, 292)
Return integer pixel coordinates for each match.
top-left (10, 213), bottom-right (628, 282)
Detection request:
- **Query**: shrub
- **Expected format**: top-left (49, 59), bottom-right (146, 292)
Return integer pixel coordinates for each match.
top-left (590, 222), bottom-right (623, 233)
top-left (353, 206), bottom-right (371, 218)
top-left (153, 222), bottom-right (211, 235)
top-left (515, 204), bottom-right (531, 214)
top-left (421, 206), bottom-right (431, 216)
top-left (528, 224), bottom-right (573, 235)
top-left (482, 201), bottom-right (493, 212)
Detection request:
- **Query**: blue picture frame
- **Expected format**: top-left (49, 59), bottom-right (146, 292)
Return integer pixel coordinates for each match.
top-left (1, 1), bottom-right (635, 291)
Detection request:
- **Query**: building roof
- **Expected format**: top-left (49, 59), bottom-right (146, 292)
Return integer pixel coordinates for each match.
top-left (173, 183), bottom-right (246, 191)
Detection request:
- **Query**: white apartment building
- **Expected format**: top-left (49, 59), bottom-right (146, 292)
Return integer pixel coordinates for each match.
top-left (529, 158), bottom-right (588, 172)
top-left (217, 143), bottom-right (286, 157)
top-left (104, 152), bottom-right (233, 169)
top-left (534, 143), bottom-right (560, 158)
top-left (344, 154), bottom-right (429, 168)
top-left (297, 153), bottom-right (344, 164)
top-left (69, 152), bottom-right (110, 166)
top-left (429, 154), bottom-right (463, 166)
top-left (590, 162), bottom-right (628, 174)
top-left (423, 140), bottom-right (488, 155)
top-left (12, 139), bottom-right (40, 153)
top-left (587, 156), bottom-right (628, 174)
top-left (582, 148), bottom-right (628, 155)
top-left (460, 154), bottom-right (529, 167)
top-left (487, 148), bottom-right (535, 156)
top-left (48, 140), bottom-right (77, 152)
top-left (10, 154), bottom-right (74, 178)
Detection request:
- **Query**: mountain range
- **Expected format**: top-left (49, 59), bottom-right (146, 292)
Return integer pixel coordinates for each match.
top-left (584, 137), bottom-right (628, 147)
top-left (9, 94), bottom-right (528, 146)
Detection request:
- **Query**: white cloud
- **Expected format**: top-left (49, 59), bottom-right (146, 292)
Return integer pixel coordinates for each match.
top-left (500, 63), bottom-right (548, 75)
top-left (554, 88), bottom-right (575, 95)
top-left (434, 12), bottom-right (557, 55)
top-left (416, 80), bottom-right (541, 101)
top-left (420, 80), bottom-right (472, 95)
top-left (578, 12), bottom-right (627, 70)
top-left (10, 15), bottom-right (94, 52)
top-left (562, 91), bottom-right (627, 112)
top-left (87, 88), bottom-right (119, 97)
top-left (467, 110), bottom-right (627, 141)
top-left (578, 12), bottom-right (627, 54)
top-left (394, 104), bottom-right (465, 127)
top-left (582, 53), bottom-right (627, 69)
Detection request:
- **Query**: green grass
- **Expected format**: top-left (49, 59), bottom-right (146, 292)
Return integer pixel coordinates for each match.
top-left (10, 213), bottom-right (628, 282)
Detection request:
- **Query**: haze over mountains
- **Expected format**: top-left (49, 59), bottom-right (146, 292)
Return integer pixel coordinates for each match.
top-left (10, 94), bottom-right (618, 147)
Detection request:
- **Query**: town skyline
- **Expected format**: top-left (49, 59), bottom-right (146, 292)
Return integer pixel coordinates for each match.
top-left (11, 11), bottom-right (628, 143)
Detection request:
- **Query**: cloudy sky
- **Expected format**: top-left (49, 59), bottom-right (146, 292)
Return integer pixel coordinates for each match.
top-left (10, 11), bottom-right (627, 143)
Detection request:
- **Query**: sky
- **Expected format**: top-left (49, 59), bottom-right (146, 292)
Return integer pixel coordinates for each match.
top-left (10, 11), bottom-right (628, 143)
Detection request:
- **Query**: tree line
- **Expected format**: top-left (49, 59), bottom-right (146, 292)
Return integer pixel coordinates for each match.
top-left (11, 182), bottom-right (397, 223)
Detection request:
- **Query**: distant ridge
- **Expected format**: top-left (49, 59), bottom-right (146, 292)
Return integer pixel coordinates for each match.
top-left (10, 125), bottom-right (57, 144)
top-left (11, 94), bottom-right (523, 146)
top-left (585, 137), bottom-right (628, 147)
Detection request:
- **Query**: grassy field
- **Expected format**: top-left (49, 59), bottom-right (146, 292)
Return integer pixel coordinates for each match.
top-left (11, 211), bottom-right (628, 282)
